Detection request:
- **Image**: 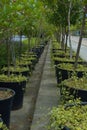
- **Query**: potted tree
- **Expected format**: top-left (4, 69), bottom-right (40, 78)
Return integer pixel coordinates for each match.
top-left (53, 57), bottom-right (84, 66)
top-left (0, 74), bottom-right (27, 110)
top-left (20, 55), bottom-right (37, 69)
top-left (61, 74), bottom-right (87, 102)
top-left (56, 63), bottom-right (87, 83)
top-left (16, 60), bottom-right (32, 71)
top-left (1, 66), bottom-right (30, 78)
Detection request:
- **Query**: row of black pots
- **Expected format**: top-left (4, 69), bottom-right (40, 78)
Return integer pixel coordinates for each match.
top-left (18, 43), bottom-right (46, 72)
top-left (53, 53), bottom-right (87, 84)
top-left (31, 44), bottom-right (45, 59)
top-left (54, 58), bottom-right (85, 65)
top-left (52, 49), bottom-right (83, 83)
top-left (52, 46), bottom-right (87, 130)
top-left (19, 43), bottom-right (47, 72)
top-left (0, 42), bottom-right (48, 128)
top-left (55, 63), bottom-right (87, 102)
top-left (1, 43), bottom-right (47, 110)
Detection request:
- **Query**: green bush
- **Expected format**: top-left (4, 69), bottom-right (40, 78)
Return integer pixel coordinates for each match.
top-left (48, 99), bottom-right (87, 130)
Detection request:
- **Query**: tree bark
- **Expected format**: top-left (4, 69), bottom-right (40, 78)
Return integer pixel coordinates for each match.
top-left (19, 31), bottom-right (22, 61)
top-left (61, 27), bottom-right (65, 50)
top-left (28, 36), bottom-right (31, 52)
top-left (6, 38), bottom-right (10, 76)
top-left (65, 30), bottom-right (68, 53)
top-left (10, 36), bottom-right (16, 66)
top-left (68, 1), bottom-right (72, 59)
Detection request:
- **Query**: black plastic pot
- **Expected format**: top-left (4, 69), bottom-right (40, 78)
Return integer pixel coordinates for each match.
top-left (0, 88), bottom-right (15, 128)
top-left (56, 65), bottom-right (85, 84)
top-left (63, 84), bottom-right (87, 102)
top-left (0, 81), bottom-right (26, 110)
top-left (62, 126), bottom-right (70, 130)
top-left (32, 45), bottom-right (44, 59)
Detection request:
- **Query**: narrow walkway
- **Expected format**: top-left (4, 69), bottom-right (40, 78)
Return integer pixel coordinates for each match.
top-left (31, 42), bottom-right (59, 130)
top-left (10, 44), bottom-right (49, 130)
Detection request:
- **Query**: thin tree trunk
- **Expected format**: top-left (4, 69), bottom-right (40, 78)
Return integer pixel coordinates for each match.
top-left (68, 1), bottom-right (72, 59)
top-left (6, 38), bottom-right (10, 76)
top-left (55, 28), bottom-right (61, 43)
top-left (19, 31), bottom-right (22, 61)
top-left (65, 31), bottom-right (68, 53)
top-left (61, 27), bottom-right (65, 50)
top-left (10, 36), bottom-right (16, 66)
top-left (74, 10), bottom-right (86, 68)
top-left (28, 36), bottom-right (31, 52)
top-left (35, 19), bottom-right (43, 46)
